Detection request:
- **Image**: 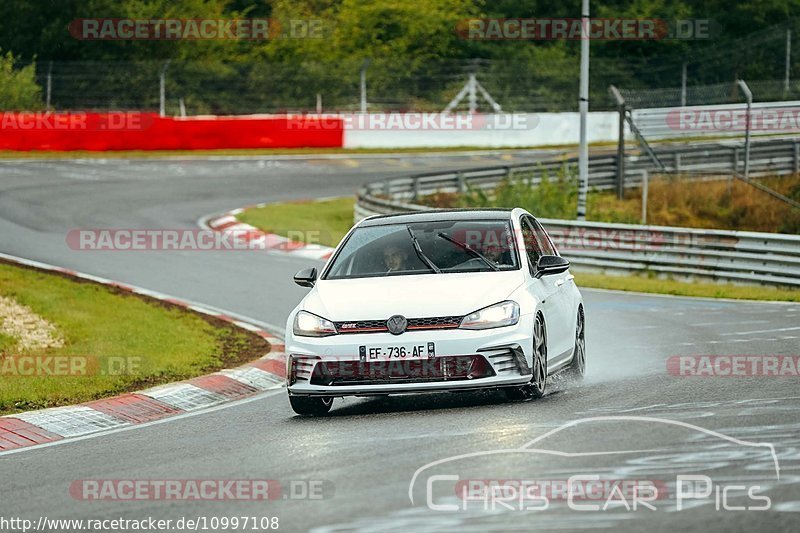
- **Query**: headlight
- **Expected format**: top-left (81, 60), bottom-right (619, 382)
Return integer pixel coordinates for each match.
top-left (293, 311), bottom-right (337, 337)
top-left (460, 301), bottom-right (520, 330)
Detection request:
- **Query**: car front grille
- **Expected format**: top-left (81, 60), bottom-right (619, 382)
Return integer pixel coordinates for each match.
top-left (308, 355), bottom-right (495, 386)
top-left (334, 316), bottom-right (463, 334)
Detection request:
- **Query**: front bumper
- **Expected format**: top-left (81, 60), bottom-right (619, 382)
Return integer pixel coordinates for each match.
top-left (286, 317), bottom-right (533, 397)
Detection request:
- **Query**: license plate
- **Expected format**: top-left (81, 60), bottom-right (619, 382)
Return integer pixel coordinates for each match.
top-left (359, 342), bottom-right (435, 361)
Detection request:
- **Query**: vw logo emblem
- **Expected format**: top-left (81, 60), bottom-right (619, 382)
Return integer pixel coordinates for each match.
top-left (386, 315), bottom-right (407, 335)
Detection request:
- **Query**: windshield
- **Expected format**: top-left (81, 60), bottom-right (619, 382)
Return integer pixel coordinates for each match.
top-left (324, 219), bottom-right (519, 280)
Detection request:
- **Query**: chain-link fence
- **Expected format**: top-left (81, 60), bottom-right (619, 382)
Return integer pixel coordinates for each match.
top-left (18, 20), bottom-right (800, 115)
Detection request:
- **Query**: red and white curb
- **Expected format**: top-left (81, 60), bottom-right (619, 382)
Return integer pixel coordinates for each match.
top-left (202, 205), bottom-right (335, 261)
top-left (0, 252), bottom-right (287, 453)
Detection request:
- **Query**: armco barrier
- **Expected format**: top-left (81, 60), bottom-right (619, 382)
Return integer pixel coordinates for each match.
top-left (632, 100), bottom-right (800, 141)
top-left (0, 112), bottom-right (344, 151)
top-left (355, 141), bottom-right (800, 287)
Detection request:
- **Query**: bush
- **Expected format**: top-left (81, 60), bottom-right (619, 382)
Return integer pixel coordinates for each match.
top-left (459, 165), bottom-right (579, 219)
top-left (0, 50), bottom-right (43, 111)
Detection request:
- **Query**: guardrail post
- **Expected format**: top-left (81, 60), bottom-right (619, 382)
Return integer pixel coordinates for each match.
top-left (616, 105), bottom-right (625, 199)
top-left (732, 147), bottom-right (739, 173)
top-left (641, 170), bottom-right (649, 224)
top-left (794, 141), bottom-right (800, 174)
top-left (674, 152), bottom-right (681, 173)
top-left (412, 177), bottom-right (420, 200)
top-left (383, 179), bottom-right (391, 197)
top-left (457, 171), bottom-right (467, 193)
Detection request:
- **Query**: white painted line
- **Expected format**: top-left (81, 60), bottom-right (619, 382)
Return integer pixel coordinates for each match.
top-left (721, 326), bottom-right (800, 336)
top-left (0, 389), bottom-right (285, 457)
top-left (13, 406), bottom-right (129, 438)
top-left (232, 321), bottom-right (263, 332)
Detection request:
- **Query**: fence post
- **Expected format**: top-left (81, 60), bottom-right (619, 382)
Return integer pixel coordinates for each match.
top-left (609, 85), bottom-right (626, 200)
top-left (794, 141), bottom-right (799, 174)
top-left (360, 59), bottom-right (369, 114)
top-left (159, 60), bottom-right (170, 117)
top-left (641, 170), bottom-right (649, 225)
top-left (46, 61), bottom-right (53, 111)
top-left (736, 79), bottom-right (753, 179)
top-left (732, 147), bottom-right (739, 173)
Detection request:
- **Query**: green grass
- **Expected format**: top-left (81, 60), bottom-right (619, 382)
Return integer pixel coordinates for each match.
top-left (238, 198), bottom-right (800, 302)
top-left (0, 262), bottom-right (269, 414)
top-left (238, 197), bottom-right (356, 248)
top-left (575, 273), bottom-right (800, 302)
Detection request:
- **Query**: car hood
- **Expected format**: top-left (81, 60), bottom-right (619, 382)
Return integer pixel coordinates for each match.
top-left (302, 270), bottom-right (525, 320)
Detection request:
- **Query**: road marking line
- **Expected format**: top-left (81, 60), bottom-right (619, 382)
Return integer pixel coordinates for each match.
top-left (721, 326), bottom-right (800, 336)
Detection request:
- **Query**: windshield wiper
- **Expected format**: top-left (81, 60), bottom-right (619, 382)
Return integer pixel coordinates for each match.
top-left (406, 226), bottom-right (441, 274)
top-left (437, 232), bottom-right (500, 271)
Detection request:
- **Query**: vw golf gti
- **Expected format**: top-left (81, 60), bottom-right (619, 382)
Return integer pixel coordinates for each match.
top-left (285, 208), bottom-right (586, 415)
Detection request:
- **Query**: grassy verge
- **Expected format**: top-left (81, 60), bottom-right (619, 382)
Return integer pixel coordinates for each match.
top-left (0, 261), bottom-right (270, 414)
top-left (575, 273), bottom-right (800, 302)
top-left (238, 197), bottom-right (356, 248)
top-left (238, 197), bottom-right (800, 302)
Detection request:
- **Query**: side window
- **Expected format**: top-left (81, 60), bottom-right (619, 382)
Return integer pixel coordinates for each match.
top-left (532, 219), bottom-right (557, 256)
top-left (520, 217), bottom-right (544, 270)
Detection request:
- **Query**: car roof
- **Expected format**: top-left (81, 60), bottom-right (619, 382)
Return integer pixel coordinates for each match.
top-left (359, 208), bottom-right (514, 227)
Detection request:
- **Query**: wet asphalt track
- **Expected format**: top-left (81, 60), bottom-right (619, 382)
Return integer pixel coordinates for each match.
top-left (0, 154), bottom-right (799, 532)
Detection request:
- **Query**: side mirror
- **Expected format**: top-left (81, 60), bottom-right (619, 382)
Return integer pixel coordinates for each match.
top-left (293, 267), bottom-right (317, 288)
top-left (534, 255), bottom-right (570, 278)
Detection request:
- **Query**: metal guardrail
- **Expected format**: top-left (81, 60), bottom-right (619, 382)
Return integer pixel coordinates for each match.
top-left (631, 100), bottom-right (800, 141)
top-left (355, 138), bottom-right (800, 287)
top-left (360, 137), bottom-right (800, 201)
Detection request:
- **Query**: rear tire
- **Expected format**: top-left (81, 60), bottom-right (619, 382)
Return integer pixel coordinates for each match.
top-left (289, 395), bottom-right (333, 416)
top-left (504, 313), bottom-right (547, 401)
top-left (566, 308), bottom-right (586, 382)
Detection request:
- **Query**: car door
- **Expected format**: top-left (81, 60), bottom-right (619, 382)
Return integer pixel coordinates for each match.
top-left (530, 217), bottom-right (574, 366)
top-left (519, 216), bottom-right (564, 372)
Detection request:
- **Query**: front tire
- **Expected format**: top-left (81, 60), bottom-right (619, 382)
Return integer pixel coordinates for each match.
top-left (289, 395), bottom-right (333, 416)
top-left (566, 307), bottom-right (586, 382)
top-left (504, 313), bottom-right (548, 401)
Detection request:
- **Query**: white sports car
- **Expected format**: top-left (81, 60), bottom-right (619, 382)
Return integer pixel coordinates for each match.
top-left (285, 208), bottom-right (586, 416)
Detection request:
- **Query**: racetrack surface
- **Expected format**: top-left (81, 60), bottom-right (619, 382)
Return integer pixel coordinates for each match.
top-left (1, 153), bottom-right (799, 531)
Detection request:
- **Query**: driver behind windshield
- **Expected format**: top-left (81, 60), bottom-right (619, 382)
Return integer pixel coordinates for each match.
top-left (382, 244), bottom-right (410, 272)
